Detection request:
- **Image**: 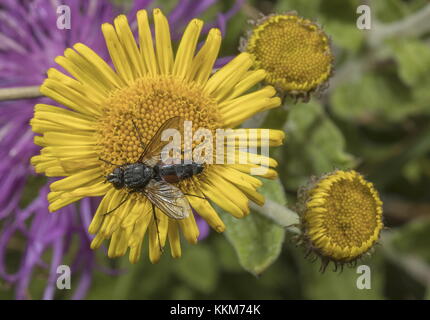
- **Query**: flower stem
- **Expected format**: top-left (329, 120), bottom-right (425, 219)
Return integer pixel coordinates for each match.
top-left (251, 200), bottom-right (301, 234)
top-left (0, 86), bottom-right (42, 102)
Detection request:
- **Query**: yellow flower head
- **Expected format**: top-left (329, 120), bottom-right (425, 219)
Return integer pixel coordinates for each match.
top-left (298, 170), bottom-right (383, 270)
top-left (242, 12), bottom-right (333, 101)
top-left (31, 9), bottom-right (284, 264)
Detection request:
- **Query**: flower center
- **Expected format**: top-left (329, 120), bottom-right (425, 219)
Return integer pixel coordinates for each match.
top-left (96, 76), bottom-right (220, 176)
top-left (322, 178), bottom-right (380, 249)
top-left (246, 14), bottom-right (332, 92)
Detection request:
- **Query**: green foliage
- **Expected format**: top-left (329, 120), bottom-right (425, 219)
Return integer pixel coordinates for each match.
top-left (174, 244), bottom-right (219, 294)
top-left (373, 0), bottom-right (426, 23)
top-left (389, 39), bottom-right (430, 87)
top-left (330, 71), bottom-right (421, 123)
top-left (391, 218), bottom-right (430, 263)
top-left (281, 100), bottom-right (355, 190)
top-left (275, 0), bottom-right (322, 17)
top-left (295, 249), bottom-right (385, 300)
top-left (219, 178), bottom-right (286, 276)
top-left (324, 20), bottom-right (364, 52)
top-left (388, 39), bottom-right (430, 111)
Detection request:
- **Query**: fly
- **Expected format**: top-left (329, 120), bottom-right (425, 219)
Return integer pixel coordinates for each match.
top-left (101, 116), bottom-right (205, 220)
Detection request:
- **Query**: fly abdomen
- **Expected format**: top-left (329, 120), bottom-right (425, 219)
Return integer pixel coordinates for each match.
top-left (157, 163), bottom-right (204, 183)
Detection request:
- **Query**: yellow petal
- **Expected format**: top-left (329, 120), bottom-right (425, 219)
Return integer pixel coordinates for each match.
top-left (229, 164), bottom-right (279, 179)
top-left (187, 190), bottom-right (225, 232)
top-left (148, 220), bottom-right (162, 263)
top-left (168, 220), bottom-right (181, 258)
top-left (47, 68), bottom-right (105, 104)
top-left (199, 180), bottom-right (245, 218)
top-left (122, 198), bottom-right (150, 229)
top-left (178, 213), bottom-right (199, 244)
top-left (40, 82), bottom-right (100, 118)
top-left (204, 53), bottom-right (252, 96)
top-left (210, 58), bottom-right (253, 102)
top-left (54, 54), bottom-right (111, 95)
top-left (102, 23), bottom-right (134, 83)
top-left (73, 43), bottom-right (125, 89)
top-left (154, 8), bottom-right (174, 75)
top-left (89, 189), bottom-right (117, 234)
top-left (64, 181), bottom-right (111, 198)
top-left (48, 195), bottom-right (83, 212)
top-left (173, 18), bottom-right (203, 79)
top-left (114, 15), bottom-right (145, 78)
top-left (128, 199), bottom-right (152, 247)
top-left (90, 233), bottom-right (106, 250)
top-left (129, 241), bottom-right (143, 264)
top-left (108, 228), bottom-right (129, 258)
top-left (224, 69), bottom-right (267, 100)
top-left (222, 97), bottom-right (281, 128)
top-left (50, 167), bottom-right (103, 192)
top-left (189, 28), bottom-right (221, 84)
top-left (137, 9), bottom-right (158, 76)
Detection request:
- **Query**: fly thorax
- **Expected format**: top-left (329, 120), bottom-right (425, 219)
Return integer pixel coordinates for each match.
top-left (123, 163), bottom-right (152, 189)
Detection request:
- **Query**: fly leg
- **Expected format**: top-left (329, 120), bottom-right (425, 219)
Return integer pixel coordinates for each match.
top-left (102, 189), bottom-right (140, 216)
top-left (183, 193), bottom-right (209, 201)
top-left (102, 192), bottom-right (131, 216)
top-left (131, 119), bottom-right (146, 150)
top-left (99, 157), bottom-right (122, 167)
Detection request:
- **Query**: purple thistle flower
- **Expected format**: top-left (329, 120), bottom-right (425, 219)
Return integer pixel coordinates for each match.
top-left (0, 0), bottom-right (124, 300)
top-left (0, 186), bottom-right (100, 300)
top-left (0, 0), bottom-right (242, 299)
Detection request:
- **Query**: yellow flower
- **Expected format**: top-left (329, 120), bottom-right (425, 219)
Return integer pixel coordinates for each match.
top-left (242, 12), bottom-right (333, 101)
top-left (31, 9), bottom-right (284, 263)
top-left (298, 170), bottom-right (383, 270)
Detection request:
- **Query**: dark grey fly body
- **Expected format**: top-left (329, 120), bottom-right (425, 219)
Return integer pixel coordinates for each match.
top-left (101, 116), bottom-right (205, 220)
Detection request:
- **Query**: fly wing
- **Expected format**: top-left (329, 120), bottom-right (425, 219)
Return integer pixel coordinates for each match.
top-left (143, 179), bottom-right (191, 220)
top-left (139, 116), bottom-right (183, 166)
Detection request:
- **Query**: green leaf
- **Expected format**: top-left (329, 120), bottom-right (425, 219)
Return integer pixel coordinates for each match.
top-left (220, 210), bottom-right (285, 276)
top-left (318, 0), bottom-right (360, 22)
top-left (213, 236), bottom-right (243, 273)
top-left (402, 159), bottom-right (423, 184)
top-left (388, 39), bottom-right (430, 87)
top-left (330, 70), bottom-right (424, 123)
top-left (387, 39), bottom-right (430, 114)
top-left (258, 178), bottom-right (287, 206)
top-left (373, 0), bottom-right (427, 23)
top-left (218, 179), bottom-right (286, 276)
top-left (323, 20), bottom-right (364, 52)
top-left (391, 218), bottom-right (430, 263)
top-left (174, 244), bottom-right (219, 294)
top-left (282, 100), bottom-right (355, 190)
top-left (275, 0), bottom-right (322, 17)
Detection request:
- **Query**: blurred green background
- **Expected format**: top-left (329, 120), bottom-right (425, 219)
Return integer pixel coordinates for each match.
top-left (2, 0), bottom-right (430, 300)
